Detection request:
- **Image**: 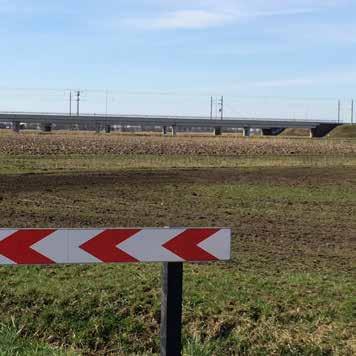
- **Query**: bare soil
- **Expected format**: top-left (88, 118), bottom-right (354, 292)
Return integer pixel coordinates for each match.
top-left (1, 167), bottom-right (355, 273)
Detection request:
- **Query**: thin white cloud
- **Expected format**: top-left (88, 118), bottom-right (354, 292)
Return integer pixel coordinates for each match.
top-left (249, 7), bottom-right (318, 17)
top-left (126, 10), bottom-right (234, 30)
top-left (124, 0), bottom-right (346, 30)
top-left (126, 7), bottom-right (321, 30)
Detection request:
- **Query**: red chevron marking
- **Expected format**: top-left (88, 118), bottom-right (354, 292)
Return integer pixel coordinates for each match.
top-left (0, 229), bottom-right (56, 264)
top-left (163, 228), bottom-right (219, 261)
top-left (79, 229), bottom-right (140, 263)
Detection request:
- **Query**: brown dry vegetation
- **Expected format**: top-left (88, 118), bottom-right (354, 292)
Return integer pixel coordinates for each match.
top-left (1, 131), bottom-right (356, 156)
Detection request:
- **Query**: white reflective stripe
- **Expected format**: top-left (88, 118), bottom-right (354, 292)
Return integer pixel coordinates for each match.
top-left (32, 230), bottom-right (68, 263)
top-left (198, 229), bottom-right (231, 260)
top-left (119, 228), bottom-right (185, 262)
top-left (67, 230), bottom-right (103, 263)
top-left (0, 229), bottom-right (17, 241)
top-left (0, 255), bottom-right (14, 264)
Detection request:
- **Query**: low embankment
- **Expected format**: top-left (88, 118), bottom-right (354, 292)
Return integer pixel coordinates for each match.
top-left (328, 124), bottom-right (356, 138)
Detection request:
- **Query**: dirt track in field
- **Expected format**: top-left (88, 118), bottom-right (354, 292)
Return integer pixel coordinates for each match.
top-left (0, 166), bottom-right (356, 189)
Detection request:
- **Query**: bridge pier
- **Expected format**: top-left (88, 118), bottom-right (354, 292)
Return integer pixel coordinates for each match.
top-left (41, 123), bottom-right (52, 132)
top-left (12, 121), bottom-right (21, 133)
top-left (310, 124), bottom-right (339, 138)
top-left (243, 127), bottom-right (251, 137)
top-left (171, 125), bottom-right (177, 137)
top-left (162, 126), bottom-right (167, 135)
top-left (262, 128), bottom-right (285, 136)
top-left (105, 124), bottom-right (111, 133)
top-left (214, 127), bottom-right (222, 136)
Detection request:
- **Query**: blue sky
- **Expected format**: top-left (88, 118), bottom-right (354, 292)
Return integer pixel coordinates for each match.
top-left (0, 0), bottom-right (355, 118)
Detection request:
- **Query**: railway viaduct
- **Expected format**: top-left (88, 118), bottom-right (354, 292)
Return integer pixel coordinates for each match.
top-left (0, 112), bottom-right (340, 138)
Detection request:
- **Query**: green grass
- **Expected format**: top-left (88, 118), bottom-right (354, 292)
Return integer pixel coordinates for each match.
top-left (0, 265), bottom-right (354, 355)
top-left (0, 324), bottom-right (71, 355)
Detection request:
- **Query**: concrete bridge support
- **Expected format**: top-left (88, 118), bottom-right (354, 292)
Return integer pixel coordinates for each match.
top-left (171, 125), bottom-right (177, 137)
top-left (262, 128), bottom-right (285, 136)
top-left (41, 123), bottom-right (52, 132)
top-left (12, 121), bottom-right (21, 133)
top-left (243, 127), bottom-right (251, 137)
top-left (214, 127), bottom-right (222, 136)
top-left (310, 124), bottom-right (339, 138)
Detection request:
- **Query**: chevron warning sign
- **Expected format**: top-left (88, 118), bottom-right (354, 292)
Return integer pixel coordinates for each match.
top-left (0, 228), bottom-right (231, 265)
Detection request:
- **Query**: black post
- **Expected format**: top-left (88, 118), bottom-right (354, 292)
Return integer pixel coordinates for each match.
top-left (160, 262), bottom-right (183, 356)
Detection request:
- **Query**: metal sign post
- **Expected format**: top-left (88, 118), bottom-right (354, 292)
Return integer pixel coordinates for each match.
top-left (0, 228), bottom-right (231, 355)
top-left (161, 262), bottom-right (183, 356)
